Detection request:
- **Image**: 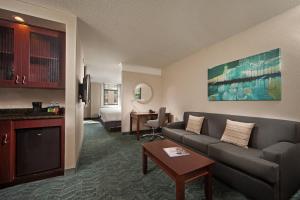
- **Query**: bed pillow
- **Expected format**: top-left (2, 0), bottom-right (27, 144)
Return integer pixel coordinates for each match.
top-left (221, 119), bottom-right (255, 148)
top-left (185, 115), bottom-right (204, 134)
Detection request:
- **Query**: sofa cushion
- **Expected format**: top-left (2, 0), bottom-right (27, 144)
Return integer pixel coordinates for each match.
top-left (221, 119), bottom-right (255, 148)
top-left (261, 142), bottom-right (295, 164)
top-left (162, 128), bottom-right (191, 143)
top-left (186, 115), bottom-right (204, 134)
top-left (208, 142), bottom-right (279, 184)
top-left (182, 134), bottom-right (220, 154)
top-left (166, 121), bottom-right (185, 129)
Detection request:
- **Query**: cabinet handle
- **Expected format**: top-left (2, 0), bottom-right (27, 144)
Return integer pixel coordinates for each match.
top-left (2, 134), bottom-right (8, 145)
top-left (11, 66), bottom-right (15, 80)
top-left (37, 133), bottom-right (42, 136)
top-left (15, 75), bottom-right (20, 84)
top-left (22, 75), bottom-right (26, 84)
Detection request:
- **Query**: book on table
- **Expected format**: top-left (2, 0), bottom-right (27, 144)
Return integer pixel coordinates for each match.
top-left (163, 147), bottom-right (190, 157)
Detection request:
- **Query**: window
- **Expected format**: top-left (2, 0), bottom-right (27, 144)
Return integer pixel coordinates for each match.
top-left (102, 83), bottom-right (121, 107)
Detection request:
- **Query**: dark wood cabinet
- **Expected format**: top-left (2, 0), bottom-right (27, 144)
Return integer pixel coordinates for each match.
top-left (16, 127), bottom-right (61, 176)
top-left (25, 26), bottom-right (65, 88)
top-left (0, 118), bottom-right (64, 187)
top-left (0, 20), bottom-right (22, 87)
top-left (0, 120), bottom-right (13, 184)
top-left (0, 19), bottom-right (65, 89)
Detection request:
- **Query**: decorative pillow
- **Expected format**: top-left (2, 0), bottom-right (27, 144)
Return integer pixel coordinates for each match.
top-left (185, 115), bottom-right (204, 134)
top-left (221, 119), bottom-right (255, 148)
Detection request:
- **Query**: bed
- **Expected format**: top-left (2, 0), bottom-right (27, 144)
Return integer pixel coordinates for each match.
top-left (99, 107), bottom-right (121, 131)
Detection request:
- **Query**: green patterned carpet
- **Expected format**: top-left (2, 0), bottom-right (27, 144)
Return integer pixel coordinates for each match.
top-left (0, 123), bottom-right (299, 200)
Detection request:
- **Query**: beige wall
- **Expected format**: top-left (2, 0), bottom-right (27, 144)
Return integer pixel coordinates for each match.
top-left (0, 88), bottom-right (65, 108)
top-left (122, 71), bottom-right (163, 132)
top-left (0, 0), bottom-right (78, 169)
top-left (84, 99), bottom-right (91, 119)
top-left (90, 82), bottom-right (101, 118)
top-left (75, 26), bottom-right (85, 164)
top-left (83, 82), bottom-right (101, 119)
top-left (162, 6), bottom-right (300, 122)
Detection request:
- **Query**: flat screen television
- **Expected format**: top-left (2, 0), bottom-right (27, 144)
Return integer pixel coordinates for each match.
top-left (79, 74), bottom-right (91, 104)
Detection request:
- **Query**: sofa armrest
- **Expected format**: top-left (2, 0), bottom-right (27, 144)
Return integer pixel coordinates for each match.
top-left (261, 142), bottom-right (295, 163)
top-left (166, 121), bottom-right (185, 129)
top-left (261, 142), bottom-right (300, 199)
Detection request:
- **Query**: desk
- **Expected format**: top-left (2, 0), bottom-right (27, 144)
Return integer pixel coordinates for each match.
top-left (130, 112), bottom-right (171, 140)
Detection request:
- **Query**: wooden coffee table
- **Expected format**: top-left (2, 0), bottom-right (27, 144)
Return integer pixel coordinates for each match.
top-left (142, 139), bottom-right (215, 200)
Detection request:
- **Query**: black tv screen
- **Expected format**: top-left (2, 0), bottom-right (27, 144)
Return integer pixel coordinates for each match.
top-left (81, 74), bottom-right (91, 104)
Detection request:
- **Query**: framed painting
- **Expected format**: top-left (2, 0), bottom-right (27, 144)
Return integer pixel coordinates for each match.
top-left (208, 48), bottom-right (281, 101)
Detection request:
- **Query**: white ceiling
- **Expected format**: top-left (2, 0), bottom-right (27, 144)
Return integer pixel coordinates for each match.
top-left (18, 0), bottom-right (300, 83)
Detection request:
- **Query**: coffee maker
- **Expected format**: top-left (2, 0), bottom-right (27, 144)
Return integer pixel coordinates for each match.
top-left (32, 102), bottom-right (42, 113)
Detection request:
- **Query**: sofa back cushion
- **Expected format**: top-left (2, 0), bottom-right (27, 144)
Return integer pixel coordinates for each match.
top-left (186, 115), bottom-right (204, 134)
top-left (183, 112), bottom-right (299, 149)
top-left (221, 119), bottom-right (255, 148)
top-left (297, 124), bottom-right (300, 143)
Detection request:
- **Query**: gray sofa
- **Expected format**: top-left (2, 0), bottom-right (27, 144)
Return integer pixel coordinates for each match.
top-left (162, 112), bottom-right (300, 200)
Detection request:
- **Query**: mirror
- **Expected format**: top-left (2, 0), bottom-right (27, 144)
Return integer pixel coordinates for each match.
top-left (134, 83), bottom-right (153, 104)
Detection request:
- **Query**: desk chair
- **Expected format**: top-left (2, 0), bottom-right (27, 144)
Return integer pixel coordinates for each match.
top-left (142, 107), bottom-right (166, 140)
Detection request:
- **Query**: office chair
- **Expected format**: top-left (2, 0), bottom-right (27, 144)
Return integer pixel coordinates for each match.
top-left (142, 107), bottom-right (166, 141)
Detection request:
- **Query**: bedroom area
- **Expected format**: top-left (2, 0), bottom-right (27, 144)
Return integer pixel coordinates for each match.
top-left (84, 82), bottom-right (121, 132)
top-left (77, 17), bottom-right (122, 131)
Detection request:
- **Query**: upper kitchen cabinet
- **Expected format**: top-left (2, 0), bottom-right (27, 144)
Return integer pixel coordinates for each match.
top-left (0, 20), bottom-right (22, 87)
top-left (0, 19), bottom-right (65, 89)
top-left (24, 26), bottom-right (65, 88)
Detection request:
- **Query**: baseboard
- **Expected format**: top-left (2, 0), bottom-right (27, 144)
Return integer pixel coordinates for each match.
top-left (64, 168), bottom-right (76, 176)
top-left (109, 126), bottom-right (121, 132)
top-left (84, 117), bottom-right (100, 120)
top-left (75, 137), bottom-right (84, 171)
top-left (122, 129), bottom-right (153, 135)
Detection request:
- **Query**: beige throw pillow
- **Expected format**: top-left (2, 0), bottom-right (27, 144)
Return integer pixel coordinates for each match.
top-left (186, 115), bottom-right (204, 134)
top-left (221, 119), bottom-right (255, 148)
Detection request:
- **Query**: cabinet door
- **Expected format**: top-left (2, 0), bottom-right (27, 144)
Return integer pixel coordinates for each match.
top-left (16, 127), bottom-right (61, 176)
top-left (22, 26), bottom-right (65, 89)
top-left (0, 120), bottom-right (13, 184)
top-left (0, 20), bottom-right (22, 87)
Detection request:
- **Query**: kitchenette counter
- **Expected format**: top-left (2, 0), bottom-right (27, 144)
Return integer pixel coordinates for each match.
top-left (0, 108), bottom-right (64, 120)
top-left (0, 110), bottom-right (65, 187)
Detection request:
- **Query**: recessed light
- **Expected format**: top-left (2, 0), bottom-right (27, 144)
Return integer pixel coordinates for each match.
top-left (14, 16), bottom-right (24, 23)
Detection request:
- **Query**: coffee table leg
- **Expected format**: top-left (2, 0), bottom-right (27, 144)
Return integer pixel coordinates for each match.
top-left (143, 148), bottom-right (147, 174)
top-left (205, 168), bottom-right (212, 200)
top-left (176, 179), bottom-right (185, 200)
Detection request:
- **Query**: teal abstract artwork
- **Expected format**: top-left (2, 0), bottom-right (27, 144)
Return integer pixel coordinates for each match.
top-left (208, 48), bottom-right (281, 101)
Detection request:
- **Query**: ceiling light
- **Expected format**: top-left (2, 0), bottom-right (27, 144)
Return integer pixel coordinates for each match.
top-left (14, 16), bottom-right (24, 23)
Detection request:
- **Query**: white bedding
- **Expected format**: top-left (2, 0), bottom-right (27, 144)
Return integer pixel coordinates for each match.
top-left (99, 107), bottom-right (121, 122)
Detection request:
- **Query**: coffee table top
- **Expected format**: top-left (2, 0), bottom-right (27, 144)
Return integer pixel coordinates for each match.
top-left (143, 139), bottom-right (214, 176)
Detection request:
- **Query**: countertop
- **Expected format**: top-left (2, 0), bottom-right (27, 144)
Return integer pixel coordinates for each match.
top-left (0, 108), bottom-right (64, 120)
